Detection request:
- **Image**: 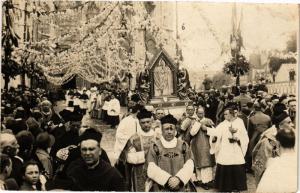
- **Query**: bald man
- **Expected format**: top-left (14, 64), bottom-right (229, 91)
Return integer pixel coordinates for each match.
top-left (0, 132), bottom-right (22, 186)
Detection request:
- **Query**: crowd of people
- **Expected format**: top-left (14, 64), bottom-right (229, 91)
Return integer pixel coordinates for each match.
top-left (0, 82), bottom-right (297, 192)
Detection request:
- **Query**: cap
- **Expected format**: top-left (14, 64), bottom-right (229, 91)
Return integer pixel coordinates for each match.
top-left (272, 112), bottom-right (289, 126)
top-left (137, 108), bottom-right (153, 120)
top-left (273, 103), bottom-right (287, 116)
top-left (79, 128), bottom-right (102, 143)
top-left (161, 114), bottom-right (178, 125)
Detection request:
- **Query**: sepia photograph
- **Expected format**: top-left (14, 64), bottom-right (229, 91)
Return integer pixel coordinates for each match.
top-left (0, 0), bottom-right (298, 192)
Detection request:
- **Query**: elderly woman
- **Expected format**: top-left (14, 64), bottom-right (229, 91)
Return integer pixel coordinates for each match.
top-left (208, 107), bottom-right (249, 192)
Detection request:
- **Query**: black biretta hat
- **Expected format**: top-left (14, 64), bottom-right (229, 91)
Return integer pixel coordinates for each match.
top-left (79, 128), bottom-right (102, 143)
top-left (137, 108), bottom-right (152, 120)
top-left (161, 114), bottom-right (177, 125)
top-left (273, 112), bottom-right (289, 126)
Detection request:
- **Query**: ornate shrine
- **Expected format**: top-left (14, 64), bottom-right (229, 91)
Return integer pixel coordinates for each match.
top-left (136, 47), bottom-right (193, 107)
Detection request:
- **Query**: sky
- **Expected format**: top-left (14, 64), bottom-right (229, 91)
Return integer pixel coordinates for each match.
top-left (176, 3), bottom-right (298, 71)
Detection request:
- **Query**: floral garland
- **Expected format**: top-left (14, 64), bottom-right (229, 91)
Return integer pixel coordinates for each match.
top-left (13, 2), bottom-right (179, 86)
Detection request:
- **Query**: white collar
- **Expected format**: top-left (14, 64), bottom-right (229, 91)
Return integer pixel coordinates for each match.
top-left (160, 137), bottom-right (177, 148)
top-left (137, 127), bottom-right (155, 137)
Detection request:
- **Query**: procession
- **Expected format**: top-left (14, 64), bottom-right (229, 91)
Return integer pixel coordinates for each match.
top-left (1, 1), bottom-right (298, 192)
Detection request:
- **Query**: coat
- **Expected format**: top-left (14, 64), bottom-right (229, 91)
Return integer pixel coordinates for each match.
top-left (247, 111), bottom-right (272, 157)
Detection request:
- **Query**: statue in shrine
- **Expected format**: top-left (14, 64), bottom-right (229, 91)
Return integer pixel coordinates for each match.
top-left (136, 69), bottom-right (150, 103)
top-left (177, 68), bottom-right (191, 100)
top-left (153, 59), bottom-right (173, 96)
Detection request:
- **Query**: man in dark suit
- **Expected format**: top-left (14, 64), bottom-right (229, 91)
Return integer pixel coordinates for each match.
top-left (246, 102), bottom-right (272, 172)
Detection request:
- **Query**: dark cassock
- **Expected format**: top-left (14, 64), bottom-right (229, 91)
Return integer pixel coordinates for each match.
top-left (54, 145), bottom-right (110, 180)
top-left (204, 94), bottom-right (219, 124)
top-left (66, 129), bottom-right (126, 191)
top-left (66, 158), bottom-right (124, 191)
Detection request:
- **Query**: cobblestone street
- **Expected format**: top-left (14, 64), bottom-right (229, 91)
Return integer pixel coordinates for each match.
top-left (54, 101), bottom-right (256, 192)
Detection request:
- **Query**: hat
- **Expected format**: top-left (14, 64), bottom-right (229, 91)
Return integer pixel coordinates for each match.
top-left (137, 108), bottom-right (153, 120)
top-left (272, 112), bottom-right (289, 126)
top-left (79, 128), bottom-right (102, 143)
top-left (14, 107), bottom-right (26, 119)
top-left (224, 102), bottom-right (238, 110)
top-left (131, 94), bottom-right (141, 102)
top-left (271, 95), bottom-right (279, 101)
top-left (60, 108), bottom-right (83, 122)
top-left (288, 98), bottom-right (296, 104)
top-left (273, 103), bottom-right (287, 116)
top-left (161, 114), bottom-right (178, 125)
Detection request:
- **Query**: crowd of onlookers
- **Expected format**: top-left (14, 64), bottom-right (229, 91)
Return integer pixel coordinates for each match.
top-left (0, 82), bottom-right (297, 192)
